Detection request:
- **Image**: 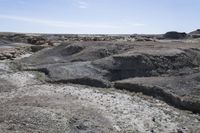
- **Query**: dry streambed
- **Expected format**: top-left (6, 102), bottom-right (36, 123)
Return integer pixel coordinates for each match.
top-left (0, 62), bottom-right (199, 133)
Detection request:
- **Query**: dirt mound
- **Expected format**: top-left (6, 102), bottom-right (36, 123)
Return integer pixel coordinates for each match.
top-left (163, 31), bottom-right (187, 39)
top-left (19, 41), bottom-right (134, 65)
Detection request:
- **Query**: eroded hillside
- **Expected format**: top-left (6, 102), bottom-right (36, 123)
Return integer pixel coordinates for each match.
top-left (0, 32), bottom-right (200, 133)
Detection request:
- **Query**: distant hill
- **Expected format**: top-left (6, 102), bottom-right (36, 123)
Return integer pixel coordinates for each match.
top-left (189, 29), bottom-right (200, 35)
top-left (189, 29), bottom-right (200, 38)
top-left (163, 31), bottom-right (187, 39)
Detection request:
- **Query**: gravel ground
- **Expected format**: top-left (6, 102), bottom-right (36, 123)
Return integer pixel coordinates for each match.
top-left (0, 68), bottom-right (200, 133)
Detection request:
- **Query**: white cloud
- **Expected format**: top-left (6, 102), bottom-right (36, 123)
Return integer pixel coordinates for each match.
top-left (0, 14), bottom-right (119, 29)
top-left (77, 1), bottom-right (88, 9)
top-left (0, 14), bottom-right (146, 34)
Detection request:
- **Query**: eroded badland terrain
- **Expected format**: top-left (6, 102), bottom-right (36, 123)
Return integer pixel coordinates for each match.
top-left (0, 30), bottom-right (200, 133)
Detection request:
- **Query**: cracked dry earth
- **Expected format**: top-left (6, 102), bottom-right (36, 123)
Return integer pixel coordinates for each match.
top-left (0, 60), bottom-right (200, 133)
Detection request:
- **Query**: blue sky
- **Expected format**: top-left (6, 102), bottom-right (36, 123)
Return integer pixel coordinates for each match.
top-left (0, 0), bottom-right (199, 34)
